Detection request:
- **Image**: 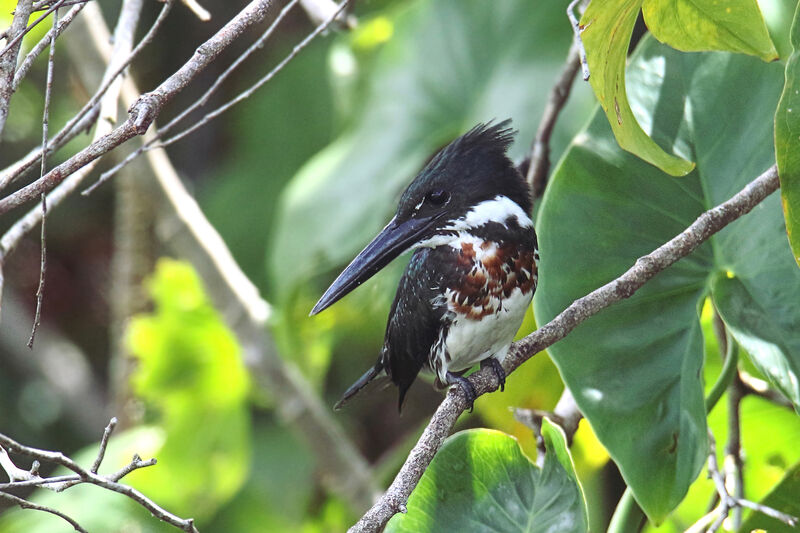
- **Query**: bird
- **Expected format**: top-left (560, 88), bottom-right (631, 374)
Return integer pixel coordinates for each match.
top-left (310, 120), bottom-right (539, 412)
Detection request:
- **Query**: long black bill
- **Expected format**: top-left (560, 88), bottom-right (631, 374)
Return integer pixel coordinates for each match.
top-left (310, 215), bottom-right (437, 316)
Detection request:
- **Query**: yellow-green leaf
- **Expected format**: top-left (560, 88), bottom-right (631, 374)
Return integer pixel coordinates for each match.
top-left (581, 0), bottom-right (696, 176)
top-left (775, 0), bottom-right (800, 267)
top-left (642, 0), bottom-right (778, 61)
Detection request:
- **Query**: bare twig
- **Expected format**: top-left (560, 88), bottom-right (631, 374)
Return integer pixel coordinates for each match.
top-left (13, 0), bottom-right (88, 91)
top-left (567, 0), bottom-right (589, 80)
top-left (705, 430), bottom-right (797, 532)
top-left (90, 417), bottom-right (117, 474)
top-left (349, 165), bottom-right (781, 532)
top-left (0, 0), bottom-right (172, 193)
top-left (525, 40), bottom-right (581, 199)
top-left (30, 0), bottom-right (90, 12)
top-left (0, 0), bottom-right (69, 60)
top-left (85, 0), bottom-right (347, 194)
top-left (0, 0), bottom-right (277, 215)
top-left (0, 421), bottom-right (197, 532)
top-left (0, 491), bottom-right (87, 532)
top-left (181, 0), bottom-right (211, 21)
top-left (738, 370), bottom-right (794, 408)
top-left (83, 0), bottom-right (302, 193)
top-left (28, 5), bottom-right (60, 348)
top-left (514, 388), bottom-right (582, 467)
top-left (0, 0), bottom-right (35, 138)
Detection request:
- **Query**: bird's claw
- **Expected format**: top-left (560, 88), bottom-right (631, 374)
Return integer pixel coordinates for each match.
top-left (481, 357), bottom-right (506, 391)
top-left (447, 372), bottom-right (477, 412)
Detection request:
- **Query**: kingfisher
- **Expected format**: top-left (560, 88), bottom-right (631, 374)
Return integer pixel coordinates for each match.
top-left (310, 120), bottom-right (539, 411)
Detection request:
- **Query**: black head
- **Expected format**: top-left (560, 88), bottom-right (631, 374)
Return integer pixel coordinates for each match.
top-left (310, 120), bottom-right (531, 315)
top-left (395, 120), bottom-right (531, 225)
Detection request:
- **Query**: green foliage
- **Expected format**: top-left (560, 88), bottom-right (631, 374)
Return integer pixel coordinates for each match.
top-left (269, 0), bottom-right (593, 299)
top-left (642, 0), bottom-right (778, 59)
top-left (775, 0), bottom-right (800, 267)
top-left (580, 0), bottom-right (696, 176)
top-left (386, 424), bottom-right (588, 533)
top-left (126, 259), bottom-right (252, 519)
top-left (580, 0), bottom-right (777, 175)
top-left (535, 35), bottom-right (797, 522)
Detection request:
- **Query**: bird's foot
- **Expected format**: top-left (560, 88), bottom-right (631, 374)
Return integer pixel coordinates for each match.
top-left (446, 372), bottom-right (477, 412)
top-left (481, 357), bottom-right (506, 391)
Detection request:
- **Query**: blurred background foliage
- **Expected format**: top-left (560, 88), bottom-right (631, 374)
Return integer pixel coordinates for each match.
top-left (0, 0), bottom-right (798, 531)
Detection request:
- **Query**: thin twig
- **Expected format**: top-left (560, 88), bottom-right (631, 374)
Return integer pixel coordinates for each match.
top-left (567, 0), bottom-right (589, 81)
top-left (84, 0), bottom-right (345, 194)
top-left (13, 1), bottom-right (89, 92)
top-left (525, 39), bottom-right (581, 199)
top-left (82, 0), bottom-right (302, 194)
top-left (0, 0), bottom-right (277, 214)
top-left (705, 430), bottom-right (798, 531)
top-left (0, 0), bottom-right (69, 59)
top-left (0, 421), bottom-right (196, 532)
top-left (0, 491), bottom-right (88, 532)
top-left (181, 0), bottom-right (210, 21)
top-left (0, 0), bottom-right (172, 193)
top-left (30, 0), bottom-right (90, 12)
top-left (90, 417), bottom-right (117, 473)
top-left (349, 165), bottom-right (781, 532)
top-left (738, 370), bottom-right (794, 408)
top-left (28, 5), bottom-right (60, 349)
top-left (0, 0), bottom-right (35, 137)
top-left (514, 388), bottom-right (582, 467)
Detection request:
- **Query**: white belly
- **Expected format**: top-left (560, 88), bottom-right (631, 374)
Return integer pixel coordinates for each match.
top-left (436, 286), bottom-right (531, 382)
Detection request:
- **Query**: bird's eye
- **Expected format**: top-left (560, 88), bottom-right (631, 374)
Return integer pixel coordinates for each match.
top-left (426, 190), bottom-right (449, 206)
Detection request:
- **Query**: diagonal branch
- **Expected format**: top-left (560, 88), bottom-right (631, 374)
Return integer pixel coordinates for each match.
top-left (0, 0), bottom-right (274, 215)
top-left (349, 164), bottom-right (780, 532)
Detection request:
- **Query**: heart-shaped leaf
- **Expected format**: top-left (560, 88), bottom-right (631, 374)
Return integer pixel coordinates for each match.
top-left (535, 36), bottom-right (793, 522)
top-left (386, 423), bottom-right (588, 533)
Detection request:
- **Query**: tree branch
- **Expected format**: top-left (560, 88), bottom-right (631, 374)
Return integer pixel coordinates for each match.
top-left (0, 0), bottom-right (275, 215)
top-left (524, 40), bottom-right (580, 200)
top-left (0, 419), bottom-right (196, 532)
top-left (0, 0), bottom-right (35, 138)
top-left (349, 164), bottom-right (780, 532)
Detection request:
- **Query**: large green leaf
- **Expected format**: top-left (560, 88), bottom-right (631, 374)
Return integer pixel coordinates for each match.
top-left (535, 37), bottom-right (791, 522)
top-left (386, 424), bottom-right (588, 533)
top-left (268, 0), bottom-right (594, 299)
top-left (580, 0), bottom-right (696, 176)
top-left (775, 0), bottom-right (800, 267)
top-left (641, 0), bottom-right (778, 60)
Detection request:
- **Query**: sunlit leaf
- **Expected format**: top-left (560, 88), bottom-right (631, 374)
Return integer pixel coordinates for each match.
top-left (386, 425), bottom-right (588, 533)
top-left (775, 0), bottom-right (800, 267)
top-left (641, 0), bottom-right (778, 60)
top-left (580, 0), bottom-right (696, 176)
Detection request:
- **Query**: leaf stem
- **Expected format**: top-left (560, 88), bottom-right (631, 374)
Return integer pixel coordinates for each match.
top-left (607, 488), bottom-right (646, 533)
top-left (705, 329), bottom-right (738, 414)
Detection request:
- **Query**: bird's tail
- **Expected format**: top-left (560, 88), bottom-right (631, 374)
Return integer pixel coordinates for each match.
top-left (334, 360), bottom-right (385, 410)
